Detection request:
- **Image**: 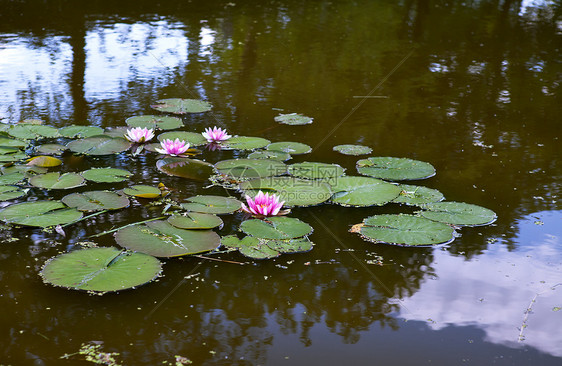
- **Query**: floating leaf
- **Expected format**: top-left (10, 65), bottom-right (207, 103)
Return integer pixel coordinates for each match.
top-left (265, 237), bottom-right (314, 254)
top-left (59, 125), bottom-right (104, 138)
top-left (30, 172), bottom-right (85, 190)
top-left (267, 141), bottom-right (312, 155)
top-left (0, 200), bottom-right (83, 227)
top-left (36, 144), bottom-right (68, 155)
top-left (157, 131), bottom-right (208, 146)
top-left (101, 127), bottom-right (129, 138)
top-left (0, 152), bottom-right (27, 162)
top-left (123, 185), bottom-right (161, 199)
top-left (62, 191), bottom-right (130, 211)
top-left (26, 155), bottom-right (62, 167)
top-left (215, 159), bottom-right (286, 179)
top-left (8, 124), bottom-right (60, 139)
top-left (0, 146), bottom-right (21, 155)
top-left (168, 212), bottom-right (223, 229)
top-left (333, 144), bottom-right (372, 156)
top-left (329, 176), bottom-right (401, 207)
top-left (354, 214), bottom-right (455, 246)
top-left (418, 202), bottom-right (497, 226)
top-left (288, 162), bottom-right (344, 180)
top-left (125, 115), bottom-right (183, 130)
top-left (248, 150), bottom-right (291, 161)
top-left (114, 220), bottom-right (220, 257)
top-left (40, 247), bottom-right (162, 293)
top-left (156, 157), bottom-right (214, 180)
top-left (240, 217), bottom-right (313, 240)
top-left (393, 184), bottom-right (444, 206)
top-left (221, 235), bottom-right (280, 259)
top-left (240, 177), bottom-right (332, 207)
top-left (81, 167), bottom-right (132, 183)
top-left (0, 136), bottom-right (28, 148)
top-left (0, 185), bottom-right (28, 201)
top-left (274, 113), bottom-right (313, 125)
top-left (67, 135), bottom-right (131, 155)
top-left (151, 98), bottom-right (212, 114)
top-left (181, 195), bottom-right (242, 214)
top-left (357, 157), bottom-right (436, 181)
top-left (0, 172), bottom-right (25, 185)
top-left (220, 136), bottom-right (271, 150)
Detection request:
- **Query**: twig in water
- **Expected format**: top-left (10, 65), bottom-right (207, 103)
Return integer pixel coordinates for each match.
top-left (85, 216), bottom-right (165, 238)
top-left (518, 283), bottom-right (561, 342)
top-left (194, 255), bottom-right (245, 265)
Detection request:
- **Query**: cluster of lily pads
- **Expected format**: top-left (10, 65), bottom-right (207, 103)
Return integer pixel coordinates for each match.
top-left (0, 98), bottom-right (496, 294)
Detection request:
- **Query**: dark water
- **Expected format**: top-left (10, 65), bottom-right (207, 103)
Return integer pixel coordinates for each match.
top-left (1, 0), bottom-right (561, 365)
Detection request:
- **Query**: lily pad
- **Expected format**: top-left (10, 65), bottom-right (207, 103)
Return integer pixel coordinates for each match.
top-left (240, 177), bottom-right (332, 207)
top-left (0, 172), bottom-right (25, 185)
top-left (265, 237), bottom-right (314, 254)
top-left (240, 217), bottom-right (313, 240)
top-left (167, 212), bottom-right (223, 229)
top-left (125, 115), bottom-right (183, 130)
top-left (329, 176), bottom-right (401, 207)
top-left (248, 150), bottom-right (292, 161)
top-left (151, 98), bottom-right (212, 114)
top-left (30, 172), bottom-right (85, 190)
top-left (123, 185), bottom-right (161, 199)
top-left (274, 113), bottom-right (313, 125)
top-left (81, 167), bottom-right (132, 183)
top-left (67, 135), bottom-right (131, 155)
top-left (26, 155), bottom-right (62, 167)
top-left (157, 131), bottom-right (208, 147)
top-left (114, 220), bottom-right (221, 257)
top-left (59, 125), bottom-right (104, 138)
top-left (333, 144), bottom-right (372, 156)
top-left (215, 159), bottom-right (286, 179)
top-left (156, 157), bottom-right (214, 180)
top-left (288, 162), bottom-right (344, 180)
top-left (8, 124), bottom-right (60, 139)
top-left (181, 195), bottom-right (242, 214)
top-left (220, 136), bottom-right (271, 150)
top-left (393, 184), bottom-right (444, 206)
top-left (0, 136), bottom-right (28, 148)
top-left (267, 141), bottom-right (312, 155)
top-left (357, 157), bottom-right (436, 181)
top-left (0, 185), bottom-right (28, 201)
top-left (0, 152), bottom-right (27, 162)
top-left (0, 200), bottom-right (83, 227)
top-left (221, 235), bottom-right (280, 259)
top-left (62, 191), bottom-right (130, 211)
top-left (354, 214), bottom-right (455, 246)
top-left (40, 247), bottom-right (162, 293)
top-left (418, 202), bottom-right (497, 226)
top-left (0, 146), bottom-right (21, 155)
top-left (35, 144), bottom-right (68, 155)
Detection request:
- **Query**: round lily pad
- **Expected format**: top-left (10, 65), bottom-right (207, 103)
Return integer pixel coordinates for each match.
top-left (0, 172), bottom-right (25, 185)
top-left (125, 115), bottom-right (183, 130)
top-left (35, 144), bottom-right (68, 155)
top-left (266, 141), bottom-right (312, 155)
top-left (354, 214), bottom-right (455, 246)
top-left (221, 235), bottom-right (280, 259)
top-left (151, 98), bottom-right (212, 114)
top-left (392, 184), bottom-right (444, 206)
top-left (357, 157), bottom-right (436, 181)
top-left (247, 150), bottom-right (291, 161)
top-left (0, 200), bottom-right (83, 227)
top-left (30, 172), bottom-right (85, 190)
top-left (123, 185), bottom-right (161, 199)
top-left (274, 113), bottom-right (313, 125)
top-left (0, 146), bottom-right (22, 155)
top-left (0, 185), bottom-right (28, 201)
top-left (167, 212), bottom-right (223, 229)
top-left (288, 162), bottom-right (344, 180)
top-left (240, 217), bottom-right (313, 240)
top-left (156, 157), bottom-right (214, 180)
top-left (62, 191), bottom-right (130, 211)
top-left (67, 136), bottom-right (131, 155)
top-left (329, 176), bottom-right (401, 207)
top-left (419, 202), bottom-right (497, 226)
top-left (181, 195), bottom-right (242, 214)
top-left (240, 177), bottom-right (332, 207)
top-left (157, 131), bottom-right (207, 147)
top-left (26, 155), bottom-right (62, 167)
top-left (40, 247), bottom-right (162, 293)
top-left (114, 220), bottom-right (221, 257)
top-left (59, 125), bottom-right (104, 138)
top-left (265, 237), bottom-right (314, 254)
top-left (8, 124), bottom-right (60, 139)
top-left (0, 151), bottom-right (27, 162)
top-left (0, 137), bottom-right (28, 148)
top-left (215, 159), bottom-right (287, 179)
top-left (220, 136), bottom-right (271, 150)
top-left (333, 144), bottom-right (372, 156)
top-left (81, 167), bottom-right (132, 183)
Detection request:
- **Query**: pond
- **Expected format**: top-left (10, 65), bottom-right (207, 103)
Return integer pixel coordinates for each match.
top-left (0, 0), bottom-right (561, 365)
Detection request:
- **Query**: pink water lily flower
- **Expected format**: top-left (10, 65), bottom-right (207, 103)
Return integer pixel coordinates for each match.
top-left (155, 138), bottom-right (190, 156)
top-left (202, 126), bottom-right (232, 143)
top-left (125, 127), bottom-right (155, 143)
top-left (241, 191), bottom-right (285, 217)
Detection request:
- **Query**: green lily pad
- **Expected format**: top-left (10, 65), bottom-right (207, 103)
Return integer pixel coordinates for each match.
top-left (266, 141), bottom-right (312, 155)
top-left (114, 220), bottom-right (221, 257)
top-left (288, 162), bottom-right (344, 180)
top-left (333, 144), bottom-right (372, 156)
top-left (2, 164), bottom-right (47, 176)
top-left (35, 144), bottom-right (68, 155)
top-left (247, 150), bottom-right (292, 161)
top-left (125, 115), bottom-right (183, 130)
top-left (167, 212), bottom-right (223, 229)
top-left (8, 124), bottom-right (60, 139)
top-left (274, 113), bottom-right (313, 125)
top-left (62, 191), bottom-right (130, 211)
top-left (40, 247), bottom-right (162, 293)
top-left (0, 152), bottom-right (27, 162)
top-left (181, 195), bottom-right (242, 214)
top-left (0, 136), bottom-right (28, 148)
top-left (354, 214), bottom-right (455, 246)
top-left (357, 157), bottom-right (436, 181)
top-left (59, 125), bottom-right (104, 138)
top-left (0, 172), bottom-right (25, 185)
top-left (123, 185), bottom-right (161, 199)
top-left (81, 167), bottom-right (132, 183)
top-left (0, 200), bottom-right (83, 227)
top-left (0, 146), bottom-right (21, 155)
top-left (418, 202), bottom-right (497, 226)
top-left (240, 177), bottom-right (332, 207)
top-left (221, 235), bottom-right (281, 259)
top-left (0, 185), bottom-right (28, 201)
top-left (240, 217), bottom-right (313, 240)
top-left (329, 176), bottom-right (401, 207)
top-left (215, 159), bottom-right (287, 179)
top-left (393, 184), bottom-right (444, 206)
top-left (26, 155), bottom-right (62, 167)
top-left (157, 131), bottom-right (207, 147)
top-left (151, 98), bottom-right (212, 114)
top-left (156, 157), bottom-right (214, 180)
top-left (67, 135), bottom-right (131, 155)
top-left (220, 136), bottom-right (271, 150)
top-left (101, 127), bottom-right (129, 138)
top-left (30, 172), bottom-right (85, 190)
top-left (265, 237), bottom-right (314, 254)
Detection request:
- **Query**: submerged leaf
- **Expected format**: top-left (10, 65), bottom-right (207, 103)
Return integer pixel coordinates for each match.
top-left (151, 98), bottom-right (212, 114)
top-left (333, 144), bottom-right (372, 156)
top-left (215, 159), bottom-right (287, 179)
top-left (274, 113), bottom-right (313, 125)
top-left (125, 115), bottom-right (183, 130)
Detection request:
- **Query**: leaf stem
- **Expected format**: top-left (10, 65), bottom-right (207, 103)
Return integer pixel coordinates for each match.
top-left (85, 216), bottom-right (165, 238)
top-left (61, 210), bottom-right (108, 227)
